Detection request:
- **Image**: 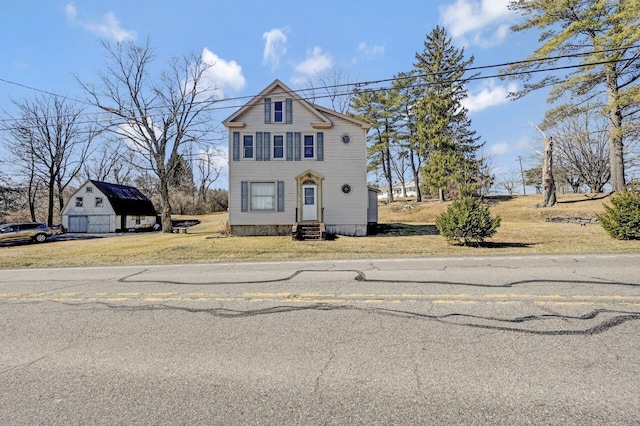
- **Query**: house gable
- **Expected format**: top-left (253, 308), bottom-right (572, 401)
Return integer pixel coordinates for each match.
top-left (223, 80), bottom-right (334, 130)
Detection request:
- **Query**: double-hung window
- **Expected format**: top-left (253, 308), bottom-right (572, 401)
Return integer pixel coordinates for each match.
top-left (304, 135), bottom-right (314, 159)
top-left (273, 135), bottom-right (284, 159)
top-left (251, 182), bottom-right (276, 211)
top-left (273, 101), bottom-right (283, 122)
top-left (243, 135), bottom-right (254, 159)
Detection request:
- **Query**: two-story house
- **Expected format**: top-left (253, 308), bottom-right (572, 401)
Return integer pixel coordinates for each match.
top-left (223, 79), bottom-right (376, 238)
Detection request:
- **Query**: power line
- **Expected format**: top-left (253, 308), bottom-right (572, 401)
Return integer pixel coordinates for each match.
top-left (0, 45), bottom-right (638, 132)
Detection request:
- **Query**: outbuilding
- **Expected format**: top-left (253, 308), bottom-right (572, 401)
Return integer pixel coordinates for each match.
top-left (62, 180), bottom-right (157, 233)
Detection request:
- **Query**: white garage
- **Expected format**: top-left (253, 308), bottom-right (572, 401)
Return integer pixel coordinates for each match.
top-left (62, 180), bottom-right (157, 233)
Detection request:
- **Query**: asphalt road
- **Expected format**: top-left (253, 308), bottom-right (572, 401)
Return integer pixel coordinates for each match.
top-left (1, 254), bottom-right (639, 425)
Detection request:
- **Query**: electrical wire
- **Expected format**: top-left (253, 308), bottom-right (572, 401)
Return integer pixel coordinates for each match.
top-left (0, 44), bottom-right (638, 133)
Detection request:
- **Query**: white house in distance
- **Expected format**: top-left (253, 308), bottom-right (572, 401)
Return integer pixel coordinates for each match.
top-left (378, 180), bottom-right (419, 200)
top-left (62, 180), bottom-right (157, 233)
top-left (223, 79), bottom-right (376, 238)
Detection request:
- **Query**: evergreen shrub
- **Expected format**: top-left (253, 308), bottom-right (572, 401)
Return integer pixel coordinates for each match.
top-left (435, 196), bottom-right (501, 246)
top-left (598, 187), bottom-right (640, 240)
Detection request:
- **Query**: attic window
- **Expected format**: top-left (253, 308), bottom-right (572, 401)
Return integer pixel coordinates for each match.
top-left (273, 101), bottom-right (283, 122)
top-left (75, 197), bottom-right (83, 207)
top-left (264, 97), bottom-right (292, 124)
top-left (95, 197), bottom-right (103, 208)
top-left (86, 186), bottom-right (93, 193)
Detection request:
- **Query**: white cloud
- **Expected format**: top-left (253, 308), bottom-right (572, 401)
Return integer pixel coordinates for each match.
top-left (201, 48), bottom-right (247, 97)
top-left (292, 46), bottom-right (333, 85)
top-left (462, 79), bottom-right (518, 113)
top-left (489, 141), bottom-right (510, 155)
top-left (262, 28), bottom-right (288, 70)
top-left (64, 3), bottom-right (77, 20)
top-left (439, 0), bottom-right (516, 47)
top-left (64, 2), bottom-right (136, 42)
top-left (357, 42), bottom-right (386, 59)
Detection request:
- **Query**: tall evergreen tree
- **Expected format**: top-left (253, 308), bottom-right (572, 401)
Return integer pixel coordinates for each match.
top-left (392, 71), bottom-right (425, 201)
top-left (506, 0), bottom-right (640, 191)
top-left (413, 26), bottom-right (483, 201)
top-left (351, 88), bottom-right (398, 202)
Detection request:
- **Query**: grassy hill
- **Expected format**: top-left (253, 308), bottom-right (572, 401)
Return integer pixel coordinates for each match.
top-left (1, 194), bottom-right (639, 269)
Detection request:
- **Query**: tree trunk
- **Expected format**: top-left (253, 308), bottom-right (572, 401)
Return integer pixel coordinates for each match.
top-left (159, 172), bottom-right (173, 233)
top-left (47, 176), bottom-right (55, 226)
top-left (542, 136), bottom-right (557, 207)
top-left (409, 147), bottom-right (422, 202)
top-left (383, 147), bottom-right (394, 203)
top-left (438, 188), bottom-right (445, 203)
top-left (605, 63), bottom-right (625, 191)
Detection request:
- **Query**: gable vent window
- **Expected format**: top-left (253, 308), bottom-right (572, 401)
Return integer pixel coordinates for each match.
top-left (86, 186), bottom-right (93, 193)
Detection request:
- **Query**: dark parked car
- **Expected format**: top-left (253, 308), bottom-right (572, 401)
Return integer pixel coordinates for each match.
top-left (0, 222), bottom-right (54, 243)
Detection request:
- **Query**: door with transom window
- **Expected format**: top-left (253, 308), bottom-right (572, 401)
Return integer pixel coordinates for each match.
top-left (296, 170), bottom-right (324, 223)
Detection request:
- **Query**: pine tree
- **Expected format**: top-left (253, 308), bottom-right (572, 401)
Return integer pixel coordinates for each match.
top-left (506, 0), bottom-right (640, 191)
top-left (413, 26), bottom-right (483, 201)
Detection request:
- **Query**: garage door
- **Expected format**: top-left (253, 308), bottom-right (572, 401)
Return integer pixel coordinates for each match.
top-left (88, 215), bottom-right (111, 233)
top-left (68, 216), bottom-right (88, 233)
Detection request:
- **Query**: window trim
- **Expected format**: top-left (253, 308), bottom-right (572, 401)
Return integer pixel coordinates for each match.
top-left (243, 134), bottom-right (254, 159)
top-left (303, 134), bottom-right (315, 159)
top-left (250, 182), bottom-right (276, 212)
top-left (273, 100), bottom-right (284, 123)
top-left (273, 134), bottom-right (285, 160)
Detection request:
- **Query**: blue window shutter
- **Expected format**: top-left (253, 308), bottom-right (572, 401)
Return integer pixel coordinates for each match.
top-left (277, 181), bottom-right (285, 212)
top-left (294, 132), bottom-right (301, 161)
top-left (286, 132), bottom-right (293, 161)
top-left (264, 98), bottom-right (271, 123)
top-left (317, 132), bottom-right (324, 161)
top-left (263, 132), bottom-right (271, 161)
top-left (256, 132), bottom-right (263, 161)
top-left (285, 98), bottom-right (292, 124)
top-left (241, 181), bottom-right (248, 212)
top-left (232, 132), bottom-right (240, 161)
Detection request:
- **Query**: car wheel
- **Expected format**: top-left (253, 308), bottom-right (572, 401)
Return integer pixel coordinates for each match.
top-left (34, 233), bottom-right (47, 243)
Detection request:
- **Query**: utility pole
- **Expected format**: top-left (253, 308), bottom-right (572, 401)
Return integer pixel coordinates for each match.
top-left (517, 156), bottom-right (526, 195)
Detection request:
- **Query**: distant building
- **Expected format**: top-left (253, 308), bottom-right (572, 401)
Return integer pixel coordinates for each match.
top-left (378, 181), bottom-right (418, 200)
top-left (61, 180), bottom-right (157, 233)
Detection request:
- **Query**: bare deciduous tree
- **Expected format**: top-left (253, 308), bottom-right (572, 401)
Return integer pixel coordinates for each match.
top-left (83, 140), bottom-right (133, 185)
top-left (195, 147), bottom-right (223, 204)
top-left (4, 95), bottom-right (96, 225)
top-left (497, 170), bottom-right (520, 196)
top-left (303, 68), bottom-right (355, 114)
top-left (548, 108), bottom-right (612, 193)
top-left (78, 39), bottom-right (222, 232)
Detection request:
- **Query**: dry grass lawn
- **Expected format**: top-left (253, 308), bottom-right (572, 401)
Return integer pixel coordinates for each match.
top-left (2, 193), bottom-right (639, 269)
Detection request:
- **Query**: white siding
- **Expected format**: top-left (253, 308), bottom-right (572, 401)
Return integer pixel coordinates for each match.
top-left (62, 182), bottom-right (116, 232)
top-left (226, 82), bottom-right (370, 234)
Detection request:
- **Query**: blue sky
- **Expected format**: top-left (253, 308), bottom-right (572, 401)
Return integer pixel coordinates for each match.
top-left (1, 0), bottom-right (553, 190)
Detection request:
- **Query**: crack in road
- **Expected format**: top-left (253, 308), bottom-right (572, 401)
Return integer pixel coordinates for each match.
top-left (116, 268), bottom-right (640, 288)
top-left (17, 300), bottom-right (640, 336)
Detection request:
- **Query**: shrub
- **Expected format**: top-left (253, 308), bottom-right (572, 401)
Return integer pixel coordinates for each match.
top-left (598, 187), bottom-right (640, 240)
top-left (435, 196), bottom-right (501, 246)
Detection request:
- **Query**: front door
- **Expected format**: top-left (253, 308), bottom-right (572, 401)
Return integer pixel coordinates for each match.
top-left (302, 184), bottom-right (317, 221)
